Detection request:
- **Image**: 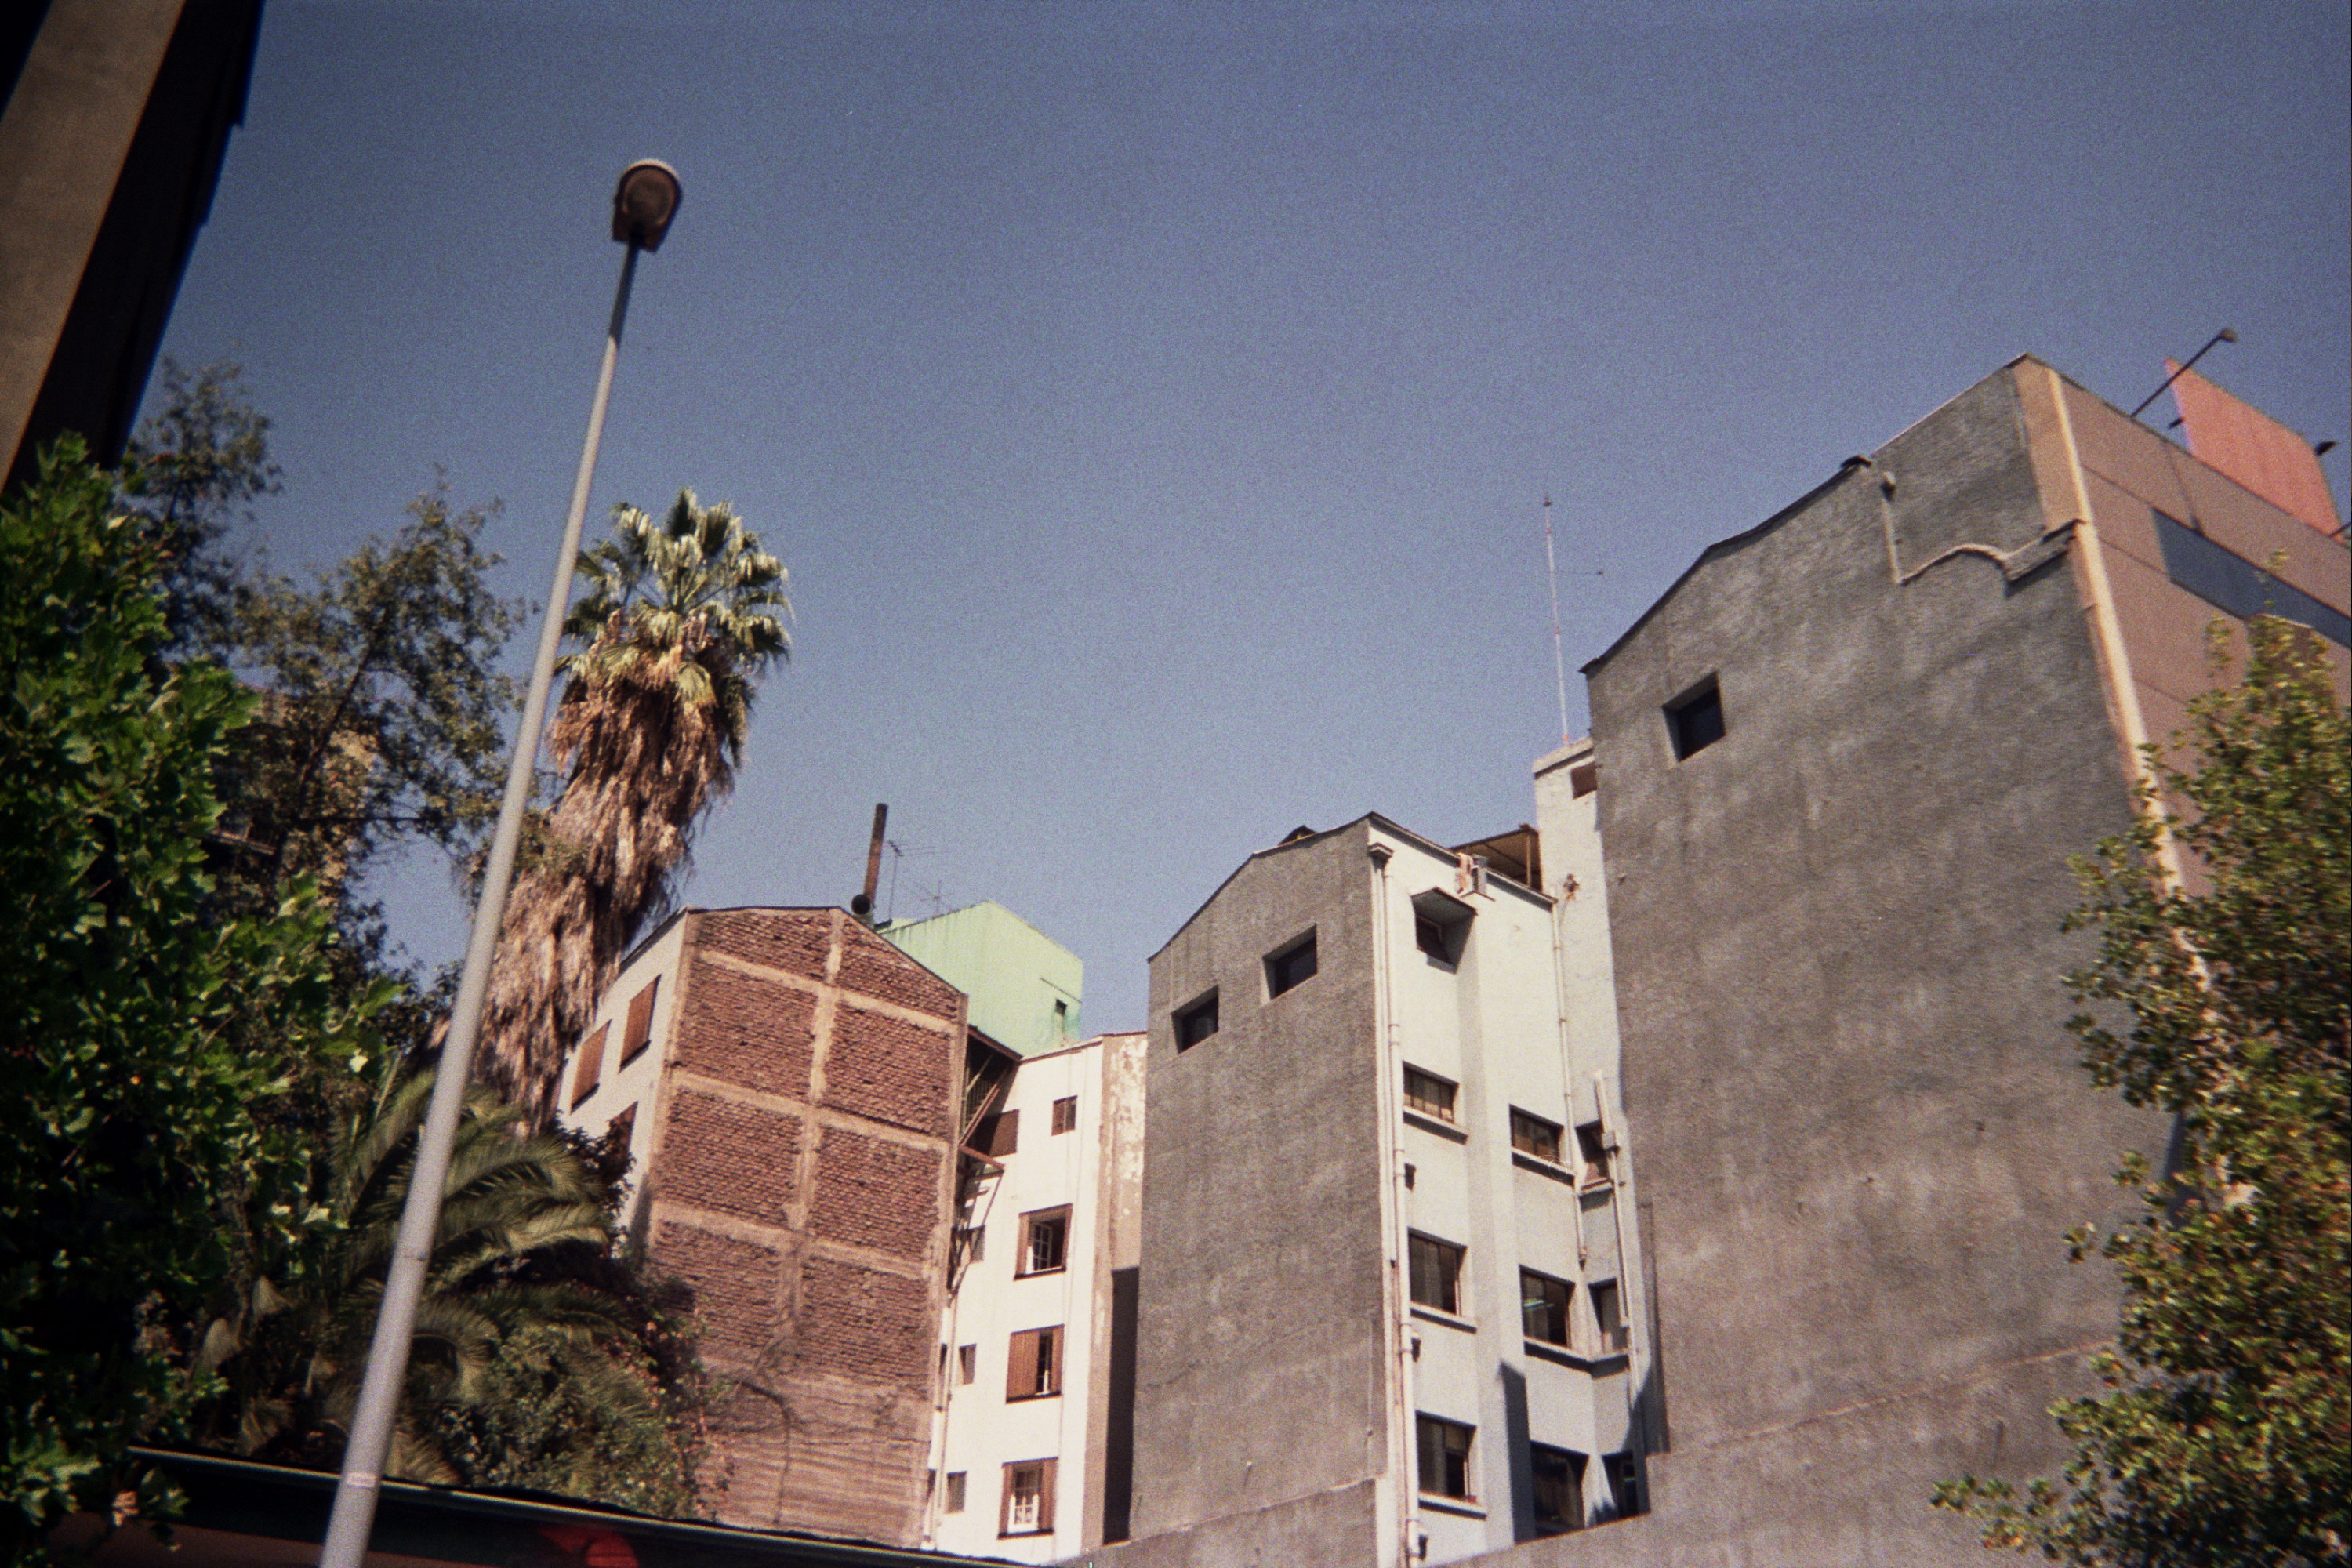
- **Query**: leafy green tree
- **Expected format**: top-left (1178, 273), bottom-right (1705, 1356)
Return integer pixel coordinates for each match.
top-left (117, 359), bottom-right (281, 659)
top-left (191, 1072), bottom-right (706, 1515)
top-left (0, 439), bottom-right (379, 1557)
top-left (481, 490), bottom-right (790, 1114)
top-left (1936, 616), bottom-right (2350, 1565)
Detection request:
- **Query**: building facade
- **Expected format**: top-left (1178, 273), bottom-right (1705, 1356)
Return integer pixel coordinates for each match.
top-left (1106, 814), bottom-right (1645, 1567)
top-left (557, 906), bottom-right (967, 1547)
top-left (1465, 356), bottom-right (2347, 1567)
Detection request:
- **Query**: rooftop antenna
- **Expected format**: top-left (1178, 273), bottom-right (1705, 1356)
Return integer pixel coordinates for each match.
top-left (1542, 493), bottom-right (1570, 743)
top-left (2130, 326), bottom-right (2237, 419)
top-left (851, 802), bottom-right (887, 924)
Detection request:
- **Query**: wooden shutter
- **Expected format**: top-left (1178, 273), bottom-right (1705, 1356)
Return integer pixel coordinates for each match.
top-left (568, 1024), bottom-right (609, 1109)
top-left (619, 977), bottom-right (659, 1064)
top-left (976, 1108), bottom-right (1018, 1157)
top-left (1006, 1330), bottom-right (1040, 1400)
top-left (1037, 1457), bottom-right (1057, 1531)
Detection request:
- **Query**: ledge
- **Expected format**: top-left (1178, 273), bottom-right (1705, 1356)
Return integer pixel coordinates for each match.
top-left (1411, 1305), bottom-right (1476, 1334)
top-left (1523, 1338), bottom-right (1632, 1373)
top-left (1417, 1495), bottom-right (1487, 1520)
top-left (1403, 1111), bottom-right (1468, 1143)
top-left (1512, 1151), bottom-right (1575, 1184)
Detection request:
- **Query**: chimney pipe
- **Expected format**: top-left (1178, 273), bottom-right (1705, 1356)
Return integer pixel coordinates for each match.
top-left (852, 803), bottom-right (888, 924)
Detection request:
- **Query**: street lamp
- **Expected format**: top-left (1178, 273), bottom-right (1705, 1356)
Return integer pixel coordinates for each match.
top-left (316, 161), bottom-right (682, 1568)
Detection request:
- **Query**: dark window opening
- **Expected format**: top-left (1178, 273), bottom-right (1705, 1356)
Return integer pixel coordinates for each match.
top-left (1403, 1065), bottom-right (1457, 1123)
top-left (1051, 1095), bottom-right (1078, 1134)
top-left (1600, 1452), bottom-right (1646, 1519)
top-left (1174, 991), bottom-right (1219, 1051)
top-left (1575, 1121), bottom-right (1611, 1185)
top-left (1665, 678), bottom-right (1725, 760)
top-left (1511, 1109), bottom-right (1563, 1163)
top-left (1591, 1279), bottom-right (1628, 1354)
top-left (1416, 1414), bottom-right (1475, 1500)
top-left (1265, 931), bottom-right (1319, 997)
top-left (1520, 1268), bottom-right (1572, 1346)
top-left (2153, 510), bottom-right (2350, 648)
top-left (1531, 1444), bottom-right (1588, 1534)
top-left (1410, 889), bottom-right (1474, 965)
top-left (945, 1471), bottom-right (966, 1513)
top-left (1569, 760), bottom-right (1599, 799)
top-left (1409, 1233), bottom-right (1465, 1316)
top-left (1018, 1206), bottom-right (1070, 1276)
top-left (957, 1344), bottom-right (977, 1384)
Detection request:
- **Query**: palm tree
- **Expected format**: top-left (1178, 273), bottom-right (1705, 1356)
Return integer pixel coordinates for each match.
top-left (479, 490), bottom-right (789, 1115)
top-left (190, 1072), bottom-right (695, 1506)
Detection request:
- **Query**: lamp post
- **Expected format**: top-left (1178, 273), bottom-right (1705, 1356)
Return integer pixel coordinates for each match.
top-left (315, 159), bottom-right (681, 1568)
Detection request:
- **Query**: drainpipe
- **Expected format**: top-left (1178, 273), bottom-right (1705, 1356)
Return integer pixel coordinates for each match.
top-left (1368, 838), bottom-right (1421, 1566)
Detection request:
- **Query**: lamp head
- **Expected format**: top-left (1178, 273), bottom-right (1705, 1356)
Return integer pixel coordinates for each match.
top-left (612, 160), bottom-right (682, 251)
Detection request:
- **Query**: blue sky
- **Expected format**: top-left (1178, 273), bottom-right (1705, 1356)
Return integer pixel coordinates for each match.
top-left (151, 0), bottom-right (2350, 1031)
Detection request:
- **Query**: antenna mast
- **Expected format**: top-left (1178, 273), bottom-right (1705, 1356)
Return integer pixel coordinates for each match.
top-left (1541, 492), bottom-right (1570, 743)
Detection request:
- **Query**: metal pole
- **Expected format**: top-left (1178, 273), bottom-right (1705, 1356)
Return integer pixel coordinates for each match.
top-left (316, 241), bottom-right (641, 1568)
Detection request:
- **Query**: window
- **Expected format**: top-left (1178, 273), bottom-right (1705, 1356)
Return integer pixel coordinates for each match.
top-left (1575, 1121), bottom-right (1611, 1186)
top-left (1569, 760), bottom-right (1599, 798)
top-left (1591, 1279), bottom-right (1628, 1353)
top-left (1174, 990), bottom-right (1219, 1050)
top-left (1520, 1269), bottom-right (1572, 1346)
top-left (1530, 1444), bottom-right (1587, 1534)
top-left (1601, 1452), bottom-right (1646, 1519)
top-left (568, 1023), bottom-right (609, 1110)
top-left (1403, 1065), bottom-right (1457, 1123)
top-left (1051, 1095), bottom-right (1078, 1134)
top-left (1665, 677), bottom-right (1725, 760)
top-left (604, 1102), bottom-right (636, 1153)
top-left (2153, 510), bottom-right (2350, 648)
top-left (1018, 1206), bottom-right (1070, 1276)
top-left (1510, 1108), bottom-right (1563, 1163)
top-left (973, 1109), bottom-right (1018, 1157)
top-left (1007, 1326), bottom-right (1062, 1400)
top-left (1410, 889), bottom-right (1473, 965)
top-left (1000, 1458), bottom-right (1056, 1536)
top-left (1408, 1233), bottom-right (1465, 1316)
top-left (1415, 1414), bottom-right (1475, 1500)
top-left (618, 978), bottom-right (660, 1065)
top-left (944, 1471), bottom-right (967, 1514)
top-left (956, 1344), bottom-right (976, 1385)
top-left (1265, 931), bottom-right (1318, 997)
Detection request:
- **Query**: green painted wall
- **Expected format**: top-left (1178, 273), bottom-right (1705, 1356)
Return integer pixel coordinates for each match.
top-left (880, 900), bottom-right (1081, 1057)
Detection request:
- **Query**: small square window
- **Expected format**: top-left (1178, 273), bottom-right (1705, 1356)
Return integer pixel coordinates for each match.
top-left (1007, 1325), bottom-right (1062, 1400)
top-left (944, 1471), bottom-right (967, 1514)
top-left (957, 1343), bottom-right (977, 1385)
top-left (1665, 677), bottom-right (1725, 760)
top-left (1408, 1233), bottom-right (1465, 1316)
top-left (1403, 1065), bottom-right (1457, 1123)
top-left (1510, 1109), bottom-right (1563, 1163)
top-left (1530, 1443), bottom-right (1588, 1534)
top-left (1174, 990), bottom-right (1219, 1051)
top-left (1000, 1458), bottom-right (1056, 1536)
top-left (1591, 1279), bottom-right (1628, 1354)
top-left (1415, 1414), bottom-right (1475, 1501)
top-left (1018, 1206), bottom-right (1070, 1276)
top-left (1519, 1268), bottom-right (1571, 1346)
top-left (1265, 931), bottom-right (1318, 998)
top-left (1051, 1096), bottom-right (1078, 1134)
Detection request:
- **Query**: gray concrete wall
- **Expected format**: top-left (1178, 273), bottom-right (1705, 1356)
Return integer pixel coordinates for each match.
top-left (1573, 365), bottom-right (2170, 1563)
top-left (1131, 825), bottom-right (1391, 1540)
top-left (1073, 1479), bottom-right (1381, 1568)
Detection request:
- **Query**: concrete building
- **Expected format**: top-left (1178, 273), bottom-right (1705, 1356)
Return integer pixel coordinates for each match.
top-left (882, 898), bottom-right (1085, 1060)
top-left (1469, 356), bottom-right (2347, 1567)
top-left (2, 0), bottom-right (263, 486)
top-left (556, 906), bottom-right (968, 1548)
top-left (1106, 813), bottom-right (1646, 1566)
top-left (924, 1028), bottom-right (1146, 1561)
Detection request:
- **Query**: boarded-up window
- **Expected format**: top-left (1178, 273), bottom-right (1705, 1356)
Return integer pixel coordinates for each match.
top-left (1006, 1325), bottom-right (1062, 1400)
top-left (1018, 1207), bottom-right (1070, 1276)
top-left (619, 978), bottom-right (660, 1065)
top-left (973, 1109), bottom-right (1019, 1158)
top-left (1000, 1458), bottom-right (1056, 1537)
top-left (1051, 1096), bottom-right (1077, 1134)
top-left (568, 1024), bottom-right (610, 1110)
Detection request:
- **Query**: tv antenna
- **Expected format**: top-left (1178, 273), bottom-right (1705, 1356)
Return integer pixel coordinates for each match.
top-left (1541, 492), bottom-right (1601, 744)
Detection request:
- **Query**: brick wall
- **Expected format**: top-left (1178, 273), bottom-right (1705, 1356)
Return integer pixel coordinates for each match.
top-left (638, 909), bottom-right (965, 1547)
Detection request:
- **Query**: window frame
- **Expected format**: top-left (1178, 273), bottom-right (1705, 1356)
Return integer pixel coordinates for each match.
top-left (1509, 1107), bottom-right (1563, 1164)
top-left (568, 1022), bottom-right (609, 1110)
top-left (999, 1457), bottom-right (1057, 1537)
top-left (1530, 1443), bottom-right (1588, 1534)
top-left (1403, 1065), bottom-right (1458, 1124)
top-left (1519, 1267), bottom-right (1572, 1347)
top-left (1173, 989), bottom-right (1219, 1051)
top-left (617, 978), bottom-right (660, 1065)
top-left (1264, 929), bottom-right (1319, 999)
top-left (1408, 1232), bottom-right (1467, 1318)
top-left (1664, 676), bottom-right (1726, 760)
top-left (1005, 1324), bottom-right (1063, 1402)
top-left (1017, 1205), bottom-right (1071, 1278)
top-left (1590, 1278), bottom-right (1628, 1354)
top-left (1051, 1095), bottom-right (1078, 1134)
top-left (944, 1470), bottom-right (967, 1515)
top-left (1415, 1414), bottom-right (1475, 1501)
